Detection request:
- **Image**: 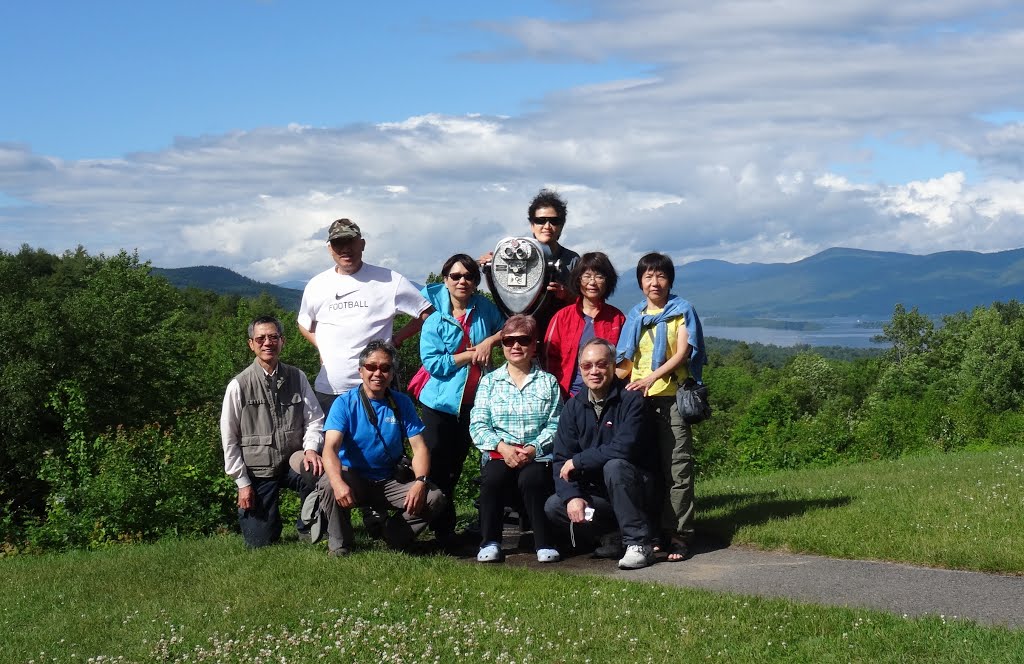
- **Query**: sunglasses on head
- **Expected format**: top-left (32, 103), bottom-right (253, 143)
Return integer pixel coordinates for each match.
top-left (361, 362), bottom-right (393, 374)
top-left (501, 335), bottom-right (534, 348)
top-left (530, 216), bottom-right (565, 226)
top-left (579, 359), bottom-right (610, 371)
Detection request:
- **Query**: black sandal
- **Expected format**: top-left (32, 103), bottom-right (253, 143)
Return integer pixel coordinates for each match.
top-left (653, 534), bottom-right (688, 562)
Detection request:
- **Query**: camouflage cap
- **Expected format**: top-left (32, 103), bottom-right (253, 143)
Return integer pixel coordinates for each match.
top-left (327, 218), bottom-right (361, 241)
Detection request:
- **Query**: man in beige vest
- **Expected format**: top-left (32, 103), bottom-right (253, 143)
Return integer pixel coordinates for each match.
top-left (220, 315), bottom-right (325, 548)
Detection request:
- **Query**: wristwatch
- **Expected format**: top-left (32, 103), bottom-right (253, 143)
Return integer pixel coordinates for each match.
top-left (415, 475), bottom-right (429, 484)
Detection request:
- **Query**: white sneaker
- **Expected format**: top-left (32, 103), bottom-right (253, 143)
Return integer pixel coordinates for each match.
top-left (477, 542), bottom-right (503, 563)
top-left (536, 548), bottom-right (561, 563)
top-left (618, 544), bottom-right (654, 570)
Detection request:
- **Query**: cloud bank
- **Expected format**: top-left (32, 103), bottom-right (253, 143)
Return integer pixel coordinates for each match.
top-left (2, 0), bottom-right (1024, 284)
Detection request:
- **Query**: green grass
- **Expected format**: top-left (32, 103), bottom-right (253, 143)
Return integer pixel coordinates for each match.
top-left (1, 536), bottom-right (1022, 663)
top-left (698, 447), bottom-right (1024, 573)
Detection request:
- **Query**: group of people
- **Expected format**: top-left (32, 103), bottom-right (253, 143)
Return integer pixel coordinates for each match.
top-left (220, 190), bottom-right (706, 571)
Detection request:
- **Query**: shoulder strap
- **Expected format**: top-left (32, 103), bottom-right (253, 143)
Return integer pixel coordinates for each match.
top-left (357, 388), bottom-right (408, 465)
top-left (357, 387), bottom-right (379, 427)
top-left (385, 391), bottom-right (407, 444)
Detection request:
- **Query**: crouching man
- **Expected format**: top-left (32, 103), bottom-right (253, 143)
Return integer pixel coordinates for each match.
top-left (544, 338), bottom-right (658, 569)
top-left (220, 315), bottom-right (325, 548)
top-left (317, 340), bottom-right (447, 556)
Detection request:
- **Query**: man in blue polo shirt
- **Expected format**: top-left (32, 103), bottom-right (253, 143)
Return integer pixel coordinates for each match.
top-left (316, 339), bottom-right (447, 556)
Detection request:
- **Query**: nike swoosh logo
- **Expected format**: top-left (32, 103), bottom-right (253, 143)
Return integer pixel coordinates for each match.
top-left (335, 289), bottom-right (359, 300)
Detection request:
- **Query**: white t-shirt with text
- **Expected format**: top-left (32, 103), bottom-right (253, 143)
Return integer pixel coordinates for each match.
top-left (298, 263), bottom-right (430, 394)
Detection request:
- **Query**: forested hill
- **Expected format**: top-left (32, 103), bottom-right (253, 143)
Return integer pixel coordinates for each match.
top-left (632, 247), bottom-right (1024, 318)
top-left (151, 266), bottom-right (303, 309)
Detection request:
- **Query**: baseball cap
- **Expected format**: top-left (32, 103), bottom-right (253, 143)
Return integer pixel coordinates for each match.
top-left (328, 218), bottom-right (361, 241)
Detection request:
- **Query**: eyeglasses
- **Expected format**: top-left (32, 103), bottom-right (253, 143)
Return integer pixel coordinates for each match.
top-left (530, 216), bottom-right (565, 226)
top-left (579, 360), bottom-right (611, 372)
top-left (501, 335), bottom-right (534, 348)
top-left (252, 334), bottom-right (282, 344)
top-left (361, 362), bottom-right (393, 374)
top-left (447, 272), bottom-right (474, 283)
top-left (580, 272), bottom-right (607, 284)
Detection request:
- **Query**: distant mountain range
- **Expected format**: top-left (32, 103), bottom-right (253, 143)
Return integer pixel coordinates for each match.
top-left (151, 266), bottom-right (303, 309)
top-left (154, 247), bottom-right (1024, 319)
top-left (608, 247), bottom-right (1024, 318)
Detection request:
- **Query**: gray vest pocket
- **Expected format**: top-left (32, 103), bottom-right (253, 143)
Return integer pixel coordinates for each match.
top-left (240, 434), bottom-right (277, 477)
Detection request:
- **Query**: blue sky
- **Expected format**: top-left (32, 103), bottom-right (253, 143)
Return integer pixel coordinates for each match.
top-left (2, 1), bottom-right (640, 158)
top-left (2, 1), bottom-right (1024, 283)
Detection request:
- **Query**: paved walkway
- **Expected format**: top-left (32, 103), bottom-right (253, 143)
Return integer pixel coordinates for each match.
top-left (490, 537), bottom-right (1024, 629)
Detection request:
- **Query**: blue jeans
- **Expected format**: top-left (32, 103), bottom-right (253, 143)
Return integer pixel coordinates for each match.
top-left (238, 467), bottom-right (315, 549)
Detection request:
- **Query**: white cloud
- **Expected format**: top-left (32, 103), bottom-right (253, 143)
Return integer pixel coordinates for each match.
top-left (3, 1), bottom-right (1024, 284)
top-left (877, 173), bottom-right (966, 227)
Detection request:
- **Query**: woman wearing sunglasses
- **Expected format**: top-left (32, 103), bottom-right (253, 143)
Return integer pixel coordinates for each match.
top-left (416, 254), bottom-right (505, 543)
top-left (470, 315), bottom-right (563, 563)
top-left (543, 252), bottom-right (625, 399)
top-left (479, 189), bottom-right (580, 334)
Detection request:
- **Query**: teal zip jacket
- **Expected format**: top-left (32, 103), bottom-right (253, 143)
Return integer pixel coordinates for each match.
top-left (417, 283), bottom-right (505, 415)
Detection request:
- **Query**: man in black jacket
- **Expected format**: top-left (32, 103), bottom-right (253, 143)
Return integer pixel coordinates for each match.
top-left (543, 338), bottom-right (658, 569)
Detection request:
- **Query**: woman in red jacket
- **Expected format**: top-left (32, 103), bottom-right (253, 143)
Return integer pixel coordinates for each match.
top-left (543, 252), bottom-right (625, 398)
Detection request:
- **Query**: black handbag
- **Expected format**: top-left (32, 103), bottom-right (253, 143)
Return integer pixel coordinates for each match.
top-left (676, 377), bottom-right (712, 424)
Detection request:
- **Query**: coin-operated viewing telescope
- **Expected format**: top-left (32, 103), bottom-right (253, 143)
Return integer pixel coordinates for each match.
top-left (484, 236), bottom-right (554, 318)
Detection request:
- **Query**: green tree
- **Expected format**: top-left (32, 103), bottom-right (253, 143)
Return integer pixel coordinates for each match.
top-left (875, 304), bottom-right (934, 364)
top-left (1, 248), bottom-right (202, 527)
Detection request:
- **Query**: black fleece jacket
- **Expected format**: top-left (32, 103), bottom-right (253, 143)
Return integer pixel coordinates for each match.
top-left (551, 378), bottom-right (652, 504)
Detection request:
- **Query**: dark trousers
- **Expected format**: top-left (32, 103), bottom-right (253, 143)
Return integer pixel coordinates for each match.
top-left (420, 403), bottom-right (473, 536)
top-left (478, 459), bottom-right (555, 550)
top-left (544, 458), bottom-right (657, 547)
top-left (315, 391), bottom-right (340, 419)
top-left (239, 468), bottom-right (316, 549)
top-left (317, 469), bottom-right (447, 552)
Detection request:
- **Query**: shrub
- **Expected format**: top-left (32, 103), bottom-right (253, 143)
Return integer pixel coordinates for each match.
top-left (28, 408), bottom-right (235, 551)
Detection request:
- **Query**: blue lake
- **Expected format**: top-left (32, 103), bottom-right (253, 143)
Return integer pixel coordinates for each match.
top-left (703, 317), bottom-right (888, 349)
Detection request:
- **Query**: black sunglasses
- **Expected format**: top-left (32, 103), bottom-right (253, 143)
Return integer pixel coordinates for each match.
top-left (529, 216), bottom-right (565, 226)
top-left (501, 335), bottom-right (534, 348)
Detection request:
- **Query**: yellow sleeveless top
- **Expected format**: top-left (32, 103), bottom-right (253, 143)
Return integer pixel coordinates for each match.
top-left (629, 308), bottom-right (690, 397)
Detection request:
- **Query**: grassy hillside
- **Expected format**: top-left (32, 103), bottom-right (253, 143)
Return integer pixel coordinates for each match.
top-left (699, 447), bottom-right (1024, 573)
top-left (3, 448), bottom-right (1022, 662)
top-left (2, 537), bottom-right (1020, 663)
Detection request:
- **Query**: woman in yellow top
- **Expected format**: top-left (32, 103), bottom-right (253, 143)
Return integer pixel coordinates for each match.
top-left (616, 252), bottom-right (706, 562)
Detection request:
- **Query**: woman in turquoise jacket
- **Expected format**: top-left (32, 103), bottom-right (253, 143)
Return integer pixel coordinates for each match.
top-left (417, 253), bottom-right (505, 542)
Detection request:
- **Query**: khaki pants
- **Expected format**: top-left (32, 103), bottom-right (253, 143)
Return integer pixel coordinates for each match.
top-left (646, 396), bottom-right (694, 541)
top-left (317, 469), bottom-right (447, 552)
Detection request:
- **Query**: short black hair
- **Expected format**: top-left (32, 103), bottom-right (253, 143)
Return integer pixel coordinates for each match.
top-left (569, 252), bottom-right (618, 299)
top-left (528, 189), bottom-right (567, 220)
top-left (248, 315), bottom-right (283, 339)
top-left (635, 252), bottom-right (675, 288)
top-left (441, 253), bottom-right (481, 286)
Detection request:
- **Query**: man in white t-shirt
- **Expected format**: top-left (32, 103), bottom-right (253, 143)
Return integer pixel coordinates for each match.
top-left (298, 218), bottom-right (434, 416)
